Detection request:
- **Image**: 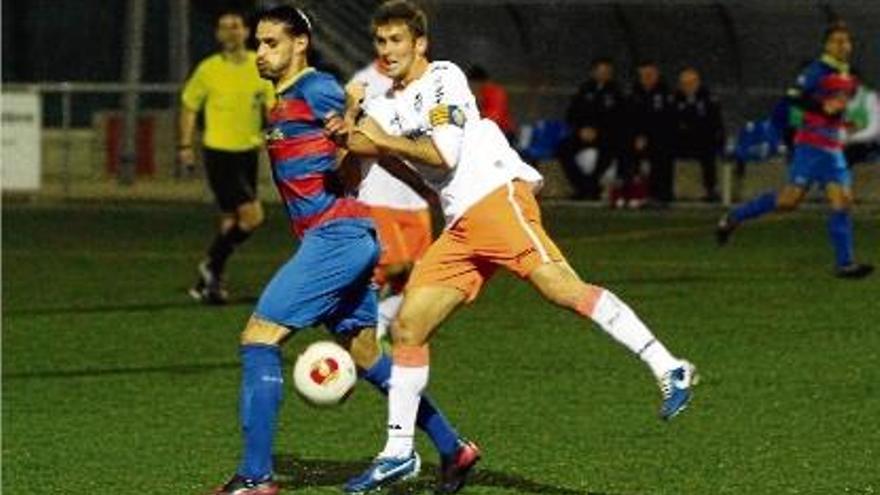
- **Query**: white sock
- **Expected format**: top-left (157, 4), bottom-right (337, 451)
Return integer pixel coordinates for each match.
top-left (376, 294), bottom-right (404, 341)
top-left (380, 364), bottom-right (428, 458)
top-left (590, 289), bottom-right (680, 379)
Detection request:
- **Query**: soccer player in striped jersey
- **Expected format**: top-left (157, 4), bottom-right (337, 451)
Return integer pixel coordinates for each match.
top-left (338, 2), bottom-right (698, 493)
top-left (211, 6), bottom-right (471, 495)
top-left (717, 24), bottom-right (873, 278)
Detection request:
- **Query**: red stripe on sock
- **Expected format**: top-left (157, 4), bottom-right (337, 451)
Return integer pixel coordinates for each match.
top-left (575, 284), bottom-right (605, 317)
top-left (392, 344), bottom-right (430, 367)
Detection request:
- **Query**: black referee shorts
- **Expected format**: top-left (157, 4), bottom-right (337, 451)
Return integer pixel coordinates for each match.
top-left (203, 147), bottom-right (259, 212)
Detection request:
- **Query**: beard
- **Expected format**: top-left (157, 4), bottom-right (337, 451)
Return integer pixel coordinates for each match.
top-left (257, 63), bottom-right (283, 82)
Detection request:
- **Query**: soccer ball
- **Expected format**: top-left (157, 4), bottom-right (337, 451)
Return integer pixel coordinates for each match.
top-left (293, 341), bottom-right (357, 407)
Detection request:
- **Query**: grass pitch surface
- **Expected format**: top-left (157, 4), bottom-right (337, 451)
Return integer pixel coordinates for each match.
top-left (3, 201), bottom-right (878, 494)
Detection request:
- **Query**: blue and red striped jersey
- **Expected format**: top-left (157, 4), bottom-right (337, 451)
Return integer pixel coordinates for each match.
top-left (790, 55), bottom-right (858, 152)
top-left (265, 68), bottom-right (370, 238)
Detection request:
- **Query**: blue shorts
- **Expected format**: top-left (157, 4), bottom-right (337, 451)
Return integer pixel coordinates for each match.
top-left (788, 145), bottom-right (851, 188)
top-left (254, 219), bottom-right (380, 335)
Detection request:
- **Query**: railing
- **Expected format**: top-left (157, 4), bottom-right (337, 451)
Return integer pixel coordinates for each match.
top-left (2, 82), bottom-right (181, 196)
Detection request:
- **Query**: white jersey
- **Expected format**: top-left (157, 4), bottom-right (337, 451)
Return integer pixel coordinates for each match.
top-left (351, 63), bottom-right (428, 211)
top-left (362, 61), bottom-right (542, 226)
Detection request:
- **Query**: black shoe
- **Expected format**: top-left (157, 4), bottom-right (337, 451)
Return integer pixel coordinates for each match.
top-left (436, 439), bottom-right (482, 494)
top-left (835, 263), bottom-right (874, 279)
top-left (715, 213), bottom-right (737, 246)
top-left (702, 192), bottom-right (721, 203)
top-left (189, 260), bottom-right (229, 305)
top-left (211, 474), bottom-right (279, 495)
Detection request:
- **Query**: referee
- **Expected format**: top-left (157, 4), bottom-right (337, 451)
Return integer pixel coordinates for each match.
top-left (179, 9), bottom-right (275, 304)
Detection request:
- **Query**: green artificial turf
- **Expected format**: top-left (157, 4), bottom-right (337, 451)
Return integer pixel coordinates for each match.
top-left (3, 201), bottom-right (878, 494)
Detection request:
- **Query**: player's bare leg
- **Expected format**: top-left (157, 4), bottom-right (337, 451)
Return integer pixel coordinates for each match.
top-left (826, 184), bottom-right (873, 278)
top-left (717, 184), bottom-right (805, 245)
top-left (345, 286), bottom-right (475, 494)
top-left (376, 261), bottom-right (414, 341)
top-left (528, 261), bottom-right (698, 419)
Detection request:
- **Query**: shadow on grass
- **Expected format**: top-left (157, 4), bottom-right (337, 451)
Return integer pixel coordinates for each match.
top-left (4, 295), bottom-right (258, 317)
top-left (4, 361), bottom-right (240, 380)
top-left (274, 454), bottom-right (608, 494)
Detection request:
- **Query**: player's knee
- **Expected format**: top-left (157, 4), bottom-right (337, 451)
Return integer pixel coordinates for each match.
top-left (390, 315), bottom-right (428, 347)
top-left (345, 329), bottom-right (382, 369)
top-left (240, 315), bottom-right (289, 345)
top-left (776, 196), bottom-right (799, 211)
top-left (828, 191), bottom-right (852, 210)
top-left (237, 202), bottom-right (264, 231)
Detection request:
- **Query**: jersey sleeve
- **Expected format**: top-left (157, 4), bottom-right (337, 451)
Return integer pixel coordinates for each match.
top-left (362, 95), bottom-right (398, 134)
top-left (181, 63), bottom-right (208, 111)
top-left (425, 63), bottom-right (476, 168)
top-left (787, 63), bottom-right (824, 115)
top-left (302, 73), bottom-right (345, 121)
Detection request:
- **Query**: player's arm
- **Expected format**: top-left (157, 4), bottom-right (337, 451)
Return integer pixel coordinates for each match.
top-left (178, 66), bottom-right (207, 168)
top-left (786, 64), bottom-right (829, 116)
top-left (376, 155), bottom-right (438, 204)
top-left (354, 116), bottom-right (448, 169)
top-left (333, 149), bottom-right (364, 194)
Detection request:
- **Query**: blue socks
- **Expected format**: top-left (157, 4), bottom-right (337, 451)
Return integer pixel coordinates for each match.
top-left (828, 210), bottom-right (854, 268)
top-left (234, 347), bottom-right (459, 479)
top-left (362, 354), bottom-right (460, 458)
top-left (731, 192), bottom-right (777, 223)
top-left (237, 345), bottom-right (284, 480)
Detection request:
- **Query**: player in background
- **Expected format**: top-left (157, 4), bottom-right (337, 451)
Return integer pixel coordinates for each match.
top-left (180, 10), bottom-right (275, 304)
top-left (212, 7), bottom-right (473, 495)
top-left (349, 60), bottom-right (436, 341)
top-left (335, 2), bottom-right (698, 492)
top-left (716, 24), bottom-right (873, 279)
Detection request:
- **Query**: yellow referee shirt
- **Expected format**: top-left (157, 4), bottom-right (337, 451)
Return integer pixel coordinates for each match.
top-left (181, 51), bottom-right (275, 152)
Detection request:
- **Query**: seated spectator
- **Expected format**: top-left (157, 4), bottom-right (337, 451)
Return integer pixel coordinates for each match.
top-left (558, 57), bottom-right (629, 200)
top-left (672, 66), bottom-right (724, 202)
top-left (467, 65), bottom-right (517, 143)
top-left (628, 60), bottom-right (676, 205)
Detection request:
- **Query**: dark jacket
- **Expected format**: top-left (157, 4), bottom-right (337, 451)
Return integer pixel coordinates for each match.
top-left (672, 86), bottom-right (724, 154)
top-left (566, 80), bottom-right (627, 147)
top-left (628, 81), bottom-right (676, 145)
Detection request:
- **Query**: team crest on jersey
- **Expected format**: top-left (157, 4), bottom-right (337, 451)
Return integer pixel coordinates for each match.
top-left (429, 104), bottom-right (466, 128)
top-left (265, 128), bottom-right (285, 142)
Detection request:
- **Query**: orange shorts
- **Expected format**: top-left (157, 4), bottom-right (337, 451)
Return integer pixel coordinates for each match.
top-left (408, 180), bottom-right (565, 302)
top-left (370, 206), bottom-right (433, 284)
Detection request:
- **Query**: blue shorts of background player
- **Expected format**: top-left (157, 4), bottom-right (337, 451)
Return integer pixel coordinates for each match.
top-left (787, 145), bottom-right (851, 189)
top-left (219, 219), bottom-right (478, 494)
top-left (717, 144), bottom-right (873, 278)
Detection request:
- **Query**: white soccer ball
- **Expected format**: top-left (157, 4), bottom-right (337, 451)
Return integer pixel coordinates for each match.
top-left (293, 341), bottom-right (357, 407)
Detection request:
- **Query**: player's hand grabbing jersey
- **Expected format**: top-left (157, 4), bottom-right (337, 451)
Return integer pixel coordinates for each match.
top-left (363, 61), bottom-right (541, 225)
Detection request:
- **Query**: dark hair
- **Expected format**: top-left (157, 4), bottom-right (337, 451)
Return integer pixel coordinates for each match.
top-left (823, 21), bottom-right (850, 43)
top-left (372, 0), bottom-right (428, 38)
top-left (678, 65), bottom-right (700, 76)
top-left (216, 9), bottom-right (248, 27)
top-left (258, 5), bottom-right (313, 38)
top-left (636, 59), bottom-right (658, 68)
top-left (466, 65), bottom-right (489, 82)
